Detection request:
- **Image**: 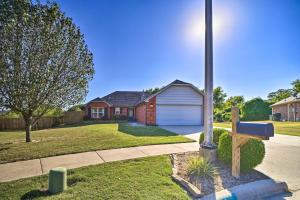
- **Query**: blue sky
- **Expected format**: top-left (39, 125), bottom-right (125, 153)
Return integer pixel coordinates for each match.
top-left (55, 0), bottom-right (300, 102)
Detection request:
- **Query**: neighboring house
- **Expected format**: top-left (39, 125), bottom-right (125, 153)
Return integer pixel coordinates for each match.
top-left (85, 80), bottom-right (204, 125)
top-left (270, 93), bottom-right (300, 121)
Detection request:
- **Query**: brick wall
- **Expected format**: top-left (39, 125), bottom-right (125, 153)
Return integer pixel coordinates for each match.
top-left (85, 102), bottom-right (110, 119)
top-left (272, 102), bottom-right (300, 121)
top-left (136, 103), bottom-right (146, 124)
top-left (121, 107), bottom-right (128, 116)
top-left (146, 96), bottom-right (156, 125)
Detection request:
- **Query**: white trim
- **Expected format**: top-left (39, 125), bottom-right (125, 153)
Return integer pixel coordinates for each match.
top-left (91, 107), bottom-right (105, 119)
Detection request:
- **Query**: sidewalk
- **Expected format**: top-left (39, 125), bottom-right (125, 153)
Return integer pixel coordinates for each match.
top-left (0, 142), bottom-right (199, 182)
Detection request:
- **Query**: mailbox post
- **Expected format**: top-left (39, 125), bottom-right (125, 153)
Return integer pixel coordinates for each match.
top-left (231, 106), bottom-right (274, 178)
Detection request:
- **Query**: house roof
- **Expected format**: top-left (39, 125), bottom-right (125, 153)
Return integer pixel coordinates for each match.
top-left (270, 93), bottom-right (300, 107)
top-left (97, 91), bottom-right (150, 107)
top-left (170, 79), bottom-right (190, 85)
top-left (144, 79), bottom-right (204, 102)
top-left (88, 79), bottom-right (203, 107)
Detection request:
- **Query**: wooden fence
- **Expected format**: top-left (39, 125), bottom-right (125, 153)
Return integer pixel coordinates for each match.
top-left (0, 111), bottom-right (85, 130)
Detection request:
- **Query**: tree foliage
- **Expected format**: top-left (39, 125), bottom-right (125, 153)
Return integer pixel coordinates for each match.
top-left (0, 0), bottom-right (94, 142)
top-left (292, 79), bottom-right (300, 93)
top-left (241, 98), bottom-right (271, 121)
top-left (213, 86), bottom-right (227, 109)
top-left (267, 89), bottom-right (293, 104)
top-left (68, 104), bottom-right (85, 112)
top-left (144, 87), bottom-right (161, 94)
top-left (225, 96), bottom-right (244, 108)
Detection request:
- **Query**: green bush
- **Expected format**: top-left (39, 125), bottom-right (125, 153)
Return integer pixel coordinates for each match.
top-left (214, 110), bottom-right (223, 122)
top-left (222, 112), bottom-right (231, 122)
top-left (218, 132), bottom-right (265, 172)
top-left (199, 128), bottom-right (228, 145)
top-left (241, 98), bottom-right (271, 121)
top-left (187, 156), bottom-right (217, 178)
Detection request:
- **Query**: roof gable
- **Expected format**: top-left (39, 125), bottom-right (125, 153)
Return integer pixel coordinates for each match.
top-left (144, 79), bottom-right (203, 102)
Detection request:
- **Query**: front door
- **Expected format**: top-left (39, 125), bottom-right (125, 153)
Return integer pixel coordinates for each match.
top-left (128, 108), bottom-right (134, 121)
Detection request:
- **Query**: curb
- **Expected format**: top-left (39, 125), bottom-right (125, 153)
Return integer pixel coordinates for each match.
top-left (170, 154), bottom-right (202, 198)
top-left (199, 179), bottom-right (288, 200)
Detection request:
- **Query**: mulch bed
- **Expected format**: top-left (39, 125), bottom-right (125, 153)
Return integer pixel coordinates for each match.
top-left (174, 152), bottom-right (269, 196)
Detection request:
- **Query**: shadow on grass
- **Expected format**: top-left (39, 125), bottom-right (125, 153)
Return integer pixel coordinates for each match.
top-left (21, 189), bottom-right (50, 200)
top-left (117, 123), bottom-right (179, 137)
top-left (0, 146), bottom-right (10, 151)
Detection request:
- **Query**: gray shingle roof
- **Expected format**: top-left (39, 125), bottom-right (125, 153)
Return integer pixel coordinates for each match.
top-left (170, 79), bottom-right (190, 85)
top-left (88, 79), bottom-right (198, 107)
top-left (100, 91), bottom-right (150, 107)
top-left (271, 93), bottom-right (300, 107)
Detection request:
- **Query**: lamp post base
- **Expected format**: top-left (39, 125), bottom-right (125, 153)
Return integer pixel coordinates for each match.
top-left (199, 145), bottom-right (217, 162)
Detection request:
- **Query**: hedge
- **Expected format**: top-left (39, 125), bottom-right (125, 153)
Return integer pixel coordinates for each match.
top-left (241, 98), bottom-right (271, 121)
top-left (217, 132), bottom-right (265, 172)
top-left (199, 128), bottom-right (228, 145)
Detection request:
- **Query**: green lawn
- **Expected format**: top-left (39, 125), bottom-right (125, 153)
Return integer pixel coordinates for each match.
top-left (0, 155), bottom-right (190, 200)
top-left (214, 121), bottom-right (300, 137)
top-left (0, 123), bottom-right (192, 163)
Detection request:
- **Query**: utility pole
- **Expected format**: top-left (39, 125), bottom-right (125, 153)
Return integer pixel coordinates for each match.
top-left (202, 0), bottom-right (214, 149)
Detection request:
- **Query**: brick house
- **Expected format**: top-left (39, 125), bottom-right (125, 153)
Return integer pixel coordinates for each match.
top-left (270, 93), bottom-right (300, 121)
top-left (85, 80), bottom-right (204, 125)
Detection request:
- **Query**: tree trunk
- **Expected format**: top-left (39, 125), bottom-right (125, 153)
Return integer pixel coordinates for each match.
top-left (24, 116), bottom-right (32, 142)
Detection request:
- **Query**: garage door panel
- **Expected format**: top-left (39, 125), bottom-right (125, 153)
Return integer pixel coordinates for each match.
top-left (156, 105), bottom-right (202, 125)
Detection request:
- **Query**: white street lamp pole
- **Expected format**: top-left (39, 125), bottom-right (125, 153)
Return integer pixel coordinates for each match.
top-left (202, 0), bottom-right (214, 149)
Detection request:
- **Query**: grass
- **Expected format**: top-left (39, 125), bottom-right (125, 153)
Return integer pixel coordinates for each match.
top-left (214, 121), bottom-right (300, 137)
top-left (0, 123), bottom-right (192, 163)
top-left (0, 156), bottom-right (190, 200)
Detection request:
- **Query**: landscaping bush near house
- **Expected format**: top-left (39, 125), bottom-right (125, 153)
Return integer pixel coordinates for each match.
top-left (187, 156), bottom-right (217, 178)
top-left (199, 128), bottom-right (228, 145)
top-left (272, 113), bottom-right (281, 121)
top-left (218, 132), bottom-right (265, 172)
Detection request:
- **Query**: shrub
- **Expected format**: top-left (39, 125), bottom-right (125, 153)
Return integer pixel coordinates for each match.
top-left (187, 156), bottom-right (217, 178)
top-left (199, 128), bottom-right (228, 145)
top-left (222, 112), bottom-right (231, 122)
top-left (241, 98), bottom-right (271, 121)
top-left (214, 111), bottom-right (223, 122)
top-left (272, 113), bottom-right (281, 121)
top-left (218, 132), bottom-right (265, 172)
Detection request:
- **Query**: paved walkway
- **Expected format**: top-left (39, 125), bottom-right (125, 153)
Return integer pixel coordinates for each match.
top-left (0, 142), bottom-right (199, 182)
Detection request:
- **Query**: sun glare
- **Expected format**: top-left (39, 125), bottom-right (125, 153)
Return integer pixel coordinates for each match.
top-left (186, 8), bottom-right (233, 46)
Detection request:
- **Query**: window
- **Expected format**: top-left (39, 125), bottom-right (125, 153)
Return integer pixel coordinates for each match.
top-left (91, 107), bottom-right (105, 119)
top-left (115, 107), bottom-right (120, 115)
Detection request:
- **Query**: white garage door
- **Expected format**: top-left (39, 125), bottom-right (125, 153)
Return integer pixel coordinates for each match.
top-left (156, 104), bottom-right (202, 125)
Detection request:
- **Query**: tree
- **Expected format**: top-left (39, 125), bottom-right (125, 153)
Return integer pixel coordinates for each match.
top-left (291, 79), bottom-right (300, 93)
top-left (144, 87), bottom-right (161, 94)
top-left (241, 98), bottom-right (271, 121)
top-left (225, 96), bottom-right (245, 108)
top-left (68, 104), bottom-right (85, 112)
top-left (0, 0), bottom-right (94, 142)
top-left (213, 86), bottom-right (227, 109)
top-left (267, 89), bottom-right (293, 104)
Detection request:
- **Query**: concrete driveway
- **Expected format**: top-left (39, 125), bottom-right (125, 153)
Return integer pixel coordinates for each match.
top-left (256, 134), bottom-right (300, 192)
top-left (160, 125), bottom-right (300, 195)
top-left (159, 125), bottom-right (203, 141)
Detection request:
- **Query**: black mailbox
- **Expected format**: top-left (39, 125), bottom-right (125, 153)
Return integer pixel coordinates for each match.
top-left (236, 122), bottom-right (274, 138)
